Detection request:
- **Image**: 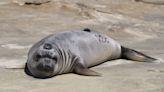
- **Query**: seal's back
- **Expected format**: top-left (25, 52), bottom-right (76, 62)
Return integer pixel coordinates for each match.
top-left (45, 30), bottom-right (121, 67)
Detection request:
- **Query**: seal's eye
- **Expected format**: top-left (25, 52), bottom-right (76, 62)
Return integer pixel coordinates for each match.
top-left (43, 43), bottom-right (52, 50)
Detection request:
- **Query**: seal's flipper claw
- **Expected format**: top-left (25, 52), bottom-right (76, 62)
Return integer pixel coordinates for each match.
top-left (74, 61), bottom-right (101, 76)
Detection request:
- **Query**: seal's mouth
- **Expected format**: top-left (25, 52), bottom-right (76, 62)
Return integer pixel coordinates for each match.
top-left (37, 60), bottom-right (54, 72)
top-left (33, 49), bottom-right (57, 73)
top-left (25, 62), bottom-right (55, 79)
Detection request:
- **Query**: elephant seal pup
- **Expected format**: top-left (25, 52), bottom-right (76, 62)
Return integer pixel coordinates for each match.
top-left (25, 28), bottom-right (157, 79)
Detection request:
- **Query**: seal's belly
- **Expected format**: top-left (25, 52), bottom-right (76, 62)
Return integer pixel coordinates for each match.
top-left (70, 31), bottom-right (121, 67)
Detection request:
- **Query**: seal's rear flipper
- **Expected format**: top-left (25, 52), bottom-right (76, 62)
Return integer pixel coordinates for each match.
top-left (121, 46), bottom-right (157, 62)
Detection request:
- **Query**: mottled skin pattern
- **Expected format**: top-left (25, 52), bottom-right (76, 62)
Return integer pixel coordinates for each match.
top-left (25, 29), bottom-right (156, 79)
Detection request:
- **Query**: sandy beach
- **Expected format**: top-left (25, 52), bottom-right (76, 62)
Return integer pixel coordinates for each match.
top-left (0, 0), bottom-right (164, 92)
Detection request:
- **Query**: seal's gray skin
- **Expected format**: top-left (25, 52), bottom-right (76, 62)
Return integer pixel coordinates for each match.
top-left (25, 29), bottom-right (156, 79)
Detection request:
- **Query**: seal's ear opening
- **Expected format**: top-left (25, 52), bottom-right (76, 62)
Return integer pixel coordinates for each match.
top-left (24, 63), bottom-right (33, 76)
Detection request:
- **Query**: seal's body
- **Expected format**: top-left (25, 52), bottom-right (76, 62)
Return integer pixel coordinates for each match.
top-left (50, 30), bottom-right (121, 67)
top-left (25, 29), bottom-right (156, 78)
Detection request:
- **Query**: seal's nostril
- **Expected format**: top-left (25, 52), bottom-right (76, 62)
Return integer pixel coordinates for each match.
top-left (44, 43), bottom-right (52, 50)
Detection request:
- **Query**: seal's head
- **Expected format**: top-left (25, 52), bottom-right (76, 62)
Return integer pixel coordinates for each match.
top-left (25, 43), bottom-right (59, 79)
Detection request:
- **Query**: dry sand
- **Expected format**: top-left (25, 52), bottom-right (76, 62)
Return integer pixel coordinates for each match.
top-left (0, 0), bottom-right (164, 92)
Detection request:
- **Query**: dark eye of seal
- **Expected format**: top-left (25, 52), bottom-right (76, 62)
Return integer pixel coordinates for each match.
top-left (43, 43), bottom-right (52, 50)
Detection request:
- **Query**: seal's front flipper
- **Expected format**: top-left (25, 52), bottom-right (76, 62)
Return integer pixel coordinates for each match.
top-left (121, 46), bottom-right (157, 62)
top-left (74, 61), bottom-right (101, 76)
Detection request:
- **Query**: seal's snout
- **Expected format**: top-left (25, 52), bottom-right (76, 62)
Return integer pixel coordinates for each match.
top-left (37, 62), bottom-right (54, 72)
top-left (43, 43), bottom-right (52, 50)
top-left (44, 58), bottom-right (51, 63)
top-left (37, 57), bottom-right (54, 72)
top-left (43, 64), bottom-right (53, 71)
